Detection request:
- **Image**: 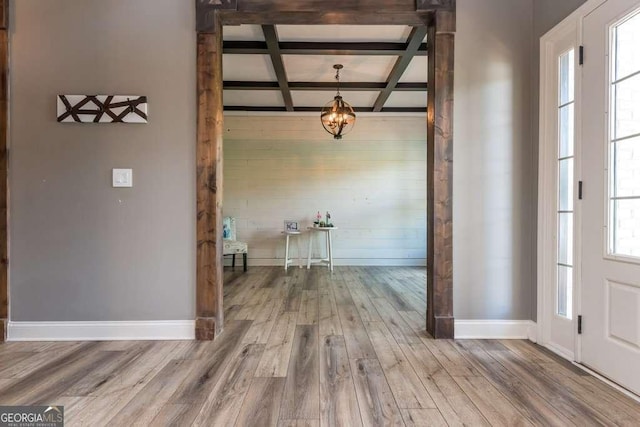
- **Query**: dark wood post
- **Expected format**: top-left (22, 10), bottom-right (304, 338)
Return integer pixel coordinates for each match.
top-left (196, 12), bottom-right (224, 340)
top-left (0, 0), bottom-right (8, 342)
top-left (426, 9), bottom-right (455, 339)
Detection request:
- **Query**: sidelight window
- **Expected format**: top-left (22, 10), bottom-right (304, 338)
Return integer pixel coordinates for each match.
top-left (557, 49), bottom-right (575, 319)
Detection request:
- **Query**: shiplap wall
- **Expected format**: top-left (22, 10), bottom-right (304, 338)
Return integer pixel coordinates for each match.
top-left (223, 115), bottom-right (427, 266)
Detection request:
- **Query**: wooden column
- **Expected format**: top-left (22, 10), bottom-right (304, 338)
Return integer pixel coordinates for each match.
top-left (426, 10), bottom-right (455, 339)
top-left (0, 0), bottom-right (8, 342)
top-left (196, 13), bottom-right (224, 340)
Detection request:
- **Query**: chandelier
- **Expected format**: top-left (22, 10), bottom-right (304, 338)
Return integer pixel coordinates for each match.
top-left (320, 64), bottom-right (356, 140)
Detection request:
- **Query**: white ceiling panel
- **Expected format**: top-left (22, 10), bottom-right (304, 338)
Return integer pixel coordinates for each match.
top-left (223, 25), bottom-right (264, 41)
top-left (276, 25), bottom-right (410, 43)
top-left (399, 57), bottom-right (428, 82)
top-left (224, 90), bottom-right (284, 107)
top-left (223, 55), bottom-right (276, 81)
top-left (291, 91), bottom-right (379, 108)
top-left (384, 92), bottom-right (427, 108)
top-left (283, 55), bottom-right (395, 83)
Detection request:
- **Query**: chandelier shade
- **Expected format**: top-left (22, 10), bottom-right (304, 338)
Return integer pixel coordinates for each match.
top-left (320, 64), bottom-right (356, 140)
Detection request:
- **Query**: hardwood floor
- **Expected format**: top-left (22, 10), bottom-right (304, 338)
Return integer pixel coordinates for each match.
top-left (1, 266), bottom-right (639, 426)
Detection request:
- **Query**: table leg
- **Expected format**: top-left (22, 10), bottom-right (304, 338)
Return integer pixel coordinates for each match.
top-left (297, 235), bottom-right (302, 268)
top-left (328, 230), bottom-right (334, 272)
top-left (307, 232), bottom-right (313, 269)
top-left (325, 231), bottom-right (330, 269)
top-left (284, 234), bottom-right (290, 271)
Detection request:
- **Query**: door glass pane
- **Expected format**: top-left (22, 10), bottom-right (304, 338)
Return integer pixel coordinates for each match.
top-left (612, 137), bottom-right (640, 198)
top-left (613, 75), bottom-right (640, 140)
top-left (556, 48), bottom-right (575, 319)
top-left (611, 199), bottom-right (640, 257)
top-left (559, 158), bottom-right (574, 211)
top-left (559, 104), bottom-right (575, 157)
top-left (558, 213), bottom-right (574, 265)
top-left (610, 12), bottom-right (640, 259)
top-left (614, 10), bottom-right (640, 80)
top-left (557, 265), bottom-right (573, 318)
top-left (560, 50), bottom-right (575, 104)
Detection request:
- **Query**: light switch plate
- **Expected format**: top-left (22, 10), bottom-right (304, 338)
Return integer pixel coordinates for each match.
top-left (112, 168), bottom-right (133, 188)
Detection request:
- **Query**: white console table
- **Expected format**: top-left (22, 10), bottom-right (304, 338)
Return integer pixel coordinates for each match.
top-left (306, 226), bottom-right (337, 272)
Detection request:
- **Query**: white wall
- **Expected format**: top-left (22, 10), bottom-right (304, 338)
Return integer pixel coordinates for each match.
top-left (454, 0), bottom-right (535, 320)
top-left (10, 0), bottom-right (196, 321)
top-left (534, 0), bottom-right (588, 37)
top-left (223, 115), bottom-right (427, 266)
top-left (8, 0), bottom-right (573, 324)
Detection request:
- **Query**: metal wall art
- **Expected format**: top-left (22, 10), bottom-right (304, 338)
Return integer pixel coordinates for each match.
top-left (57, 95), bottom-right (148, 123)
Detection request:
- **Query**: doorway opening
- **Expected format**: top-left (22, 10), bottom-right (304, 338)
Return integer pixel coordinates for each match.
top-left (194, 2), bottom-right (456, 342)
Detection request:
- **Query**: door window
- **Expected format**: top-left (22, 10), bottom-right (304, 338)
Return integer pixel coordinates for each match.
top-left (609, 10), bottom-right (640, 259)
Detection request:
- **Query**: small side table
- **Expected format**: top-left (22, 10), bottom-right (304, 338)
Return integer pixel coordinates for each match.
top-left (306, 226), bottom-right (338, 272)
top-left (282, 231), bottom-right (303, 271)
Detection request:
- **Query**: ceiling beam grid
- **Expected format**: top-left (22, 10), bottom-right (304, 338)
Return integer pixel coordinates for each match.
top-left (372, 26), bottom-right (429, 112)
top-left (261, 24), bottom-right (294, 111)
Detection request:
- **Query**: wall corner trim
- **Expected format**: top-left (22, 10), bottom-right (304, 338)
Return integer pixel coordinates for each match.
top-left (7, 320), bottom-right (196, 341)
top-left (454, 320), bottom-right (537, 340)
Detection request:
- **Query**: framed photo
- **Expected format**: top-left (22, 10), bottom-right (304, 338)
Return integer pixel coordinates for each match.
top-left (223, 217), bottom-right (236, 240)
top-left (284, 220), bottom-right (299, 232)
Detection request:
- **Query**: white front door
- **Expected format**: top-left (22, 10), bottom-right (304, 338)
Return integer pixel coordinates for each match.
top-left (581, 0), bottom-right (640, 395)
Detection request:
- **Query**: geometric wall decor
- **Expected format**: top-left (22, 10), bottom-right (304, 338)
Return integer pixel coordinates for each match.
top-left (57, 95), bottom-right (148, 123)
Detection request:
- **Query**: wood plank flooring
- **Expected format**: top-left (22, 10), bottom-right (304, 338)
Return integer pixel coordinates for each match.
top-left (1, 266), bottom-right (639, 426)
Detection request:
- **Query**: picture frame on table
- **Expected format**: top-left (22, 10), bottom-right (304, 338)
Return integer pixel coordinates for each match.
top-left (284, 220), bottom-right (299, 232)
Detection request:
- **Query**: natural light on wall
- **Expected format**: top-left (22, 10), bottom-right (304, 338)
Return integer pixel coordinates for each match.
top-left (609, 10), bottom-right (640, 259)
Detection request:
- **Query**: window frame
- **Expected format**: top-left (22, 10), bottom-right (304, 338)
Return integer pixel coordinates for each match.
top-left (604, 7), bottom-right (640, 265)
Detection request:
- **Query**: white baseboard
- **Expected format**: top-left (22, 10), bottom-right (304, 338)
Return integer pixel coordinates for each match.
top-left (8, 319), bottom-right (535, 341)
top-left (231, 258), bottom-right (427, 267)
top-left (542, 341), bottom-right (574, 361)
top-left (7, 320), bottom-right (195, 341)
top-left (455, 320), bottom-right (537, 340)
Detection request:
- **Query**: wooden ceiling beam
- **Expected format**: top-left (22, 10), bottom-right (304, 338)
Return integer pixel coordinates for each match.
top-left (281, 42), bottom-right (427, 56)
top-left (218, 11), bottom-right (430, 27)
top-left (197, 0), bottom-right (454, 32)
top-left (204, 0), bottom-right (453, 28)
top-left (224, 106), bottom-right (426, 113)
top-left (223, 81), bottom-right (427, 91)
top-left (261, 25), bottom-right (294, 111)
top-left (223, 41), bottom-right (428, 56)
top-left (235, 0), bottom-right (421, 13)
top-left (372, 26), bottom-right (428, 112)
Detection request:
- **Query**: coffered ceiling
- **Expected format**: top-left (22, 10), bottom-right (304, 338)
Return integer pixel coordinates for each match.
top-left (222, 24), bottom-right (428, 113)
